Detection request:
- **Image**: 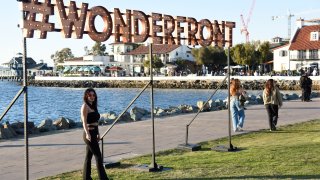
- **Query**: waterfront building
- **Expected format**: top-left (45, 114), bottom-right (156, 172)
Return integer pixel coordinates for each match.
top-left (124, 44), bottom-right (195, 76)
top-left (57, 55), bottom-right (112, 76)
top-left (0, 53), bottom-right (52, 78)
top-left (58, 43), bottom-right (195, 77)
top-left (273, 18), bottom-right (320, 73)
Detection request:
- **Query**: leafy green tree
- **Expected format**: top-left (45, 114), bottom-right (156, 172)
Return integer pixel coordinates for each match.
top-left (230, 43), bottom-right (256, 71)
top-left (51, 48), bottom-right (74, 71)
top-left (90, 41), bottom-right (107, 56)
top-left (175, 58), bottom-right (196, 74)
top-left (192, 46), bottom-right (227, 72)
top-left (208, 46), bottom-right (227, 69)
top-left (143, 55), bottom-right (164, 75)
top-left (257, 41), bottom-right (273, 64)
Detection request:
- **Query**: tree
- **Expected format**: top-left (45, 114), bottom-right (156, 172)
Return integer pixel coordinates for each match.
top-left (230, 43), bottom-right (256, 71)
top-left (257, 41), bottom-right (273, 64)
top-left (208, 46), bottom-right (227, 70)
top-left (175, 58), bottom-right (196, 74)
top-left (143, 55), bottom-right (164, 75)
top-left (51, 48), bottom-right (74, 71)
top-left (90, 41), bottom-right (107, 56)
top-left (191, 46), bottom-right (227, 72)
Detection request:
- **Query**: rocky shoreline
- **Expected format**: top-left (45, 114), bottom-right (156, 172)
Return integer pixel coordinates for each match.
top-left (1, 91), bottom-right (319, 140)
top-left (29, 79), bottom-right (320, 90)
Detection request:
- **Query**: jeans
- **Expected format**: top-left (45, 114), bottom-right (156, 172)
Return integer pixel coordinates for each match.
top-left (230, 97), bottom-right (245, 131)
top-left (83, 127), bottom-right (108, 180)
top-left (238, 109), bottom-right (245, 128)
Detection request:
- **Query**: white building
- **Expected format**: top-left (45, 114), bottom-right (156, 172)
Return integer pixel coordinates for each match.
top-left (273, 44), bottom-right (290, 71)
top-left (273, 19), bottom-right (320, 73)
top-left (58, 55), bottom-right (111, 75)
top-left (125, 44), bottom-right (194, 63)
top-left (108, 42), bottom-right (137, 63)
top-left (57, 44), bottom-right (195, 76)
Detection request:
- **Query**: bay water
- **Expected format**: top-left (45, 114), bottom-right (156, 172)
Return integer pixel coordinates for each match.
top-left (0, 81), bottom-right (267, 125)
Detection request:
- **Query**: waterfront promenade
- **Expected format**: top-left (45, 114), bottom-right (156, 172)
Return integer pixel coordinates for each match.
top-left (0, 98), bottom-right (319, 179)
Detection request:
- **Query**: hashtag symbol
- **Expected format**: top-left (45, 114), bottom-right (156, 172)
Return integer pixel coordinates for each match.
top-left (22, 0), bottom-right (54, 39)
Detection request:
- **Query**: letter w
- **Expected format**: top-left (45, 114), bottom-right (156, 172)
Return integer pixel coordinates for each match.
top-left (56, 0), bottom-right (88, 38)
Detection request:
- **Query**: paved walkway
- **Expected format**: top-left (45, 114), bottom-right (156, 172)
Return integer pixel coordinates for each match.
top-left (0, 98), bottom-right (319, 180)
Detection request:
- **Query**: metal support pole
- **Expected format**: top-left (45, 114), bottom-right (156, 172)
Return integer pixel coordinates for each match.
top-left (212, 48), bottom-right (238, 152)
top-left (185, 125), bottom-right (189, 145)
top-left (100, 81), bottom-right (151, 139)
top-left (227, 47), bottom-right (234, 151)
top-left (0, 87), bottom-right (25, 122)
top-left (149, 43), bottom-right (158, 171)
top-left (101, 138), bottom-right (104, 160)
top-left (183, 75), bottom-right (228, 146)
top-left (21, 12), bottom-right (29, 180)
top-left (99, 81), bottom-right (151, 167)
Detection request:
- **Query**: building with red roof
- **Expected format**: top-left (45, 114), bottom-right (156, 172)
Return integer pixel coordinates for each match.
top-left (273, 18), bottom-right (320, 73)
top-left (108, 43), bottom-right (194, 76)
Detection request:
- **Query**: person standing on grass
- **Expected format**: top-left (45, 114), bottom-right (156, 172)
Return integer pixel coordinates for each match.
top-left (263, 79), bottom-right (283, 131)
top-left (81, 88), bottom-right (109, 180)
top-left (230, 79), bottom-right (245, 132)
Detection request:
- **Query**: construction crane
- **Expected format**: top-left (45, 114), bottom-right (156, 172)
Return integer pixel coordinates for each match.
top-left (240, 0), bottom-right (256, 43)
top-left (272, 9), bottom-right (320, 40)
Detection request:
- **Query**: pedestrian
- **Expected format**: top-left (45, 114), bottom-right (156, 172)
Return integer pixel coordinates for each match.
top-left (312, 68), bottom-right (317, 76)
top-left (81, 88), bottom-right (109, 180)
top-left (239, 89), bottom-right (248, 110)
top-left (305, 75), bottom-right (312, 101)
top-left (263, 79), bottom-right (283, 131)
top-left (300, 73), bottom-right (308, 101)
top-left (230, 79), bottom-right (245, 132)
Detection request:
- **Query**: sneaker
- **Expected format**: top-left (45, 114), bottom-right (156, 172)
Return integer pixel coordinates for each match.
top-left (237, 125), bottom-right (243, 131)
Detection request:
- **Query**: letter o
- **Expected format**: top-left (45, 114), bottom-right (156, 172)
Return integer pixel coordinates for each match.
top-left (199, 19), bottom-right (213, 46)
top-left (88, 6), bottom-right (113, 42)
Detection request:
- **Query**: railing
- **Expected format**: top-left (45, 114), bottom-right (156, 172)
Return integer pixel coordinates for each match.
top-left (290, 55), bottom-right (320, 60)
top-left (290, 55), bottom-right (306, 60)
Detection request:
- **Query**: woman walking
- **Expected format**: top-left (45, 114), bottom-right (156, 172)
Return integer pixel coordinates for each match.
top-left (230, 79), bottom-right (245, 132)
top-left (263, 79), bottom-right (283, 131)
top-left (81, 88), bottom-right (109, 180)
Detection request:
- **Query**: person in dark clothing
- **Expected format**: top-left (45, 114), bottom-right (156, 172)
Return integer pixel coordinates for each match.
top-left (300, 74), bottom-right (308, 101)
top-left (263, 79), bottom-right (283, 131)
top-left (305, 75), bottom-right (312, 101)
top-left (81, 88), bottom-right (109, 180)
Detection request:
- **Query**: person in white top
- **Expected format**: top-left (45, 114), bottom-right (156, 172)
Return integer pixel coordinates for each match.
top-left (312, 68), bottom-right (317, 76)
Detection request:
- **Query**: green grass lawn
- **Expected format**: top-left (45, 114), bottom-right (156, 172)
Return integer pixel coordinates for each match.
top-left (40, 119), bottom-right (320, 180)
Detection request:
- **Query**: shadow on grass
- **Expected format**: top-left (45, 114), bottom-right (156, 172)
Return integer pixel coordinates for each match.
top-left (113, 163), bottom-right (133, 169)
top-left (267, 129), bottom-right (320, 134)
top-left (165, 174), bottom-right (320, 179)
top-left (200, 146), bottom-right (248, 152)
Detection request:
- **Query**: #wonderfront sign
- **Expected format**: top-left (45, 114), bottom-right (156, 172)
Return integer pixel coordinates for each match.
top-left (20, 0), bottom-right (236, 47)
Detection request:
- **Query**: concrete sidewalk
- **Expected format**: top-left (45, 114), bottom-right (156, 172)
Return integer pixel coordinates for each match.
top-left (0, 98), bottom-right (319, 180)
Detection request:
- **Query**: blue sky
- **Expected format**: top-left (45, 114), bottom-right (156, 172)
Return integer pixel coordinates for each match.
top-left (0, 0), bottom-right (319, 66)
